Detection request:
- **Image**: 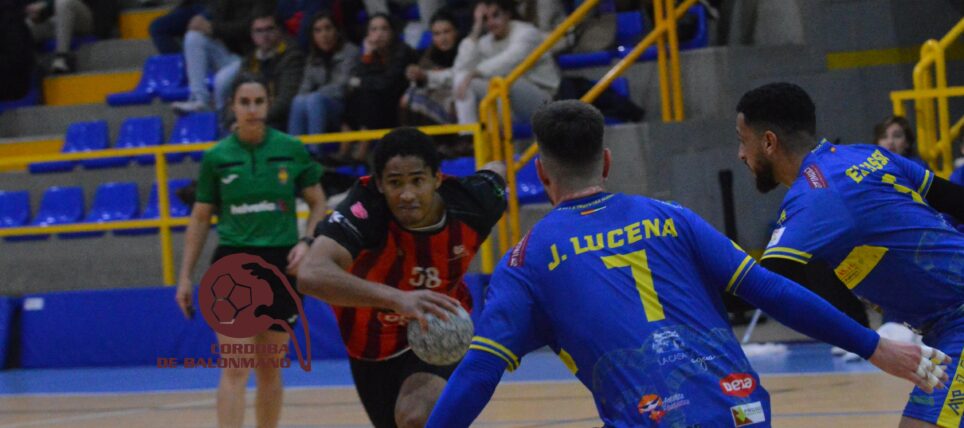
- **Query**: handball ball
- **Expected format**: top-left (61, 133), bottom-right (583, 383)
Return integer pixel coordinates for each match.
top-left (407, 305), bottom-right (474, 366)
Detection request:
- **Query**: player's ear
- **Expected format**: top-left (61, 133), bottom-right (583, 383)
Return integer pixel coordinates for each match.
top-left (602, 148), bottom-right (611, 180)
top-left (374, 176), bottom-right (385, 194)
top-left (762, 130), bottom-right (779, 155)
top-left (535, 157), bottom-right (550, 187)
top-left (433, 168), bottom-right (442, 190)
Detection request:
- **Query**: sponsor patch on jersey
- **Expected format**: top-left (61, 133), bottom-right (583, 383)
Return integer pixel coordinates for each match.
top-left (803, 165), bottom-right (828, 189)
top-left (278, 166), bottom-right (289, 185)
top-left (580, 206), bottom-right (606, 216)
top-left (720, 373), bottom-right (757, 398)
top-left (508, 231), bottom-right (532, 267)
top-left (730, 401), bottom-right (765, 427)
top-left (350, 201), bottom-right (369, 219)
top-left (767, 227), bottom-right (785, 248)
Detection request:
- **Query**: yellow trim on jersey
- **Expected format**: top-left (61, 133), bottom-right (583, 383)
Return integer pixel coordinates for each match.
top-left (726, 256), bottom-right (755, 293)
top-left (833, 246), bottom-right (888, 290)
top-left (760, 253), bottom-right (809, 264)
top-left (937, 346), bottom-right (964, 427)
top-left (558, 349), bottom-right (578, 374)
top-left (919, 170), bottom-right (934, 196)
top-left (764, 247), bottom-right (812, 259)
top-left (472, 337), bottom-right (520, 370)
top-left (468, 344), bottom-right (517, 371)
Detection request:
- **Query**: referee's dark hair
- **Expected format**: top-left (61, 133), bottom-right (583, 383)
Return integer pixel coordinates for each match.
top-left (531, 100), bottom-right (605, 178)
top-left (373, 127), bottom-right (441, 177)
top-left (737, 82), bottom-right (817, 153)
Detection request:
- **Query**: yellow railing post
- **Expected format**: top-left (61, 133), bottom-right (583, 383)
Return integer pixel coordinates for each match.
top-left (664, 0), bottom-right (685, 121)
top-left (653, 0), bottom-right (672, 122)
top-left (155, 152), bottom-right (175, 286)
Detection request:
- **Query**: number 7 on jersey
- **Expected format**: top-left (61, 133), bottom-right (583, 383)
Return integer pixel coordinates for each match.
top-left (601, 250), bottom-right (665, 322)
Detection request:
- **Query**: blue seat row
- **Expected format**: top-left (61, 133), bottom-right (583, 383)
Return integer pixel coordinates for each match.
top-left (106, 54), bottom-right (189, 106)
top-left (29, 112), bottom-right (218, 173)
top-left (556, 5), bottom-right (709, 70)
top-left (439, 156), bottom-right (548, 205)
top-left (0, 179), bottom-right (193, 241)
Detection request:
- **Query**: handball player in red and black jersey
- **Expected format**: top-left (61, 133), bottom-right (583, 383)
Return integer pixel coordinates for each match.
top-left (298, 127), bottom-right (506, 428)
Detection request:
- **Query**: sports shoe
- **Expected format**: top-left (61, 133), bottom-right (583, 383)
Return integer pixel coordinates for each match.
top-left (172, 98), bottom-right (210, 114)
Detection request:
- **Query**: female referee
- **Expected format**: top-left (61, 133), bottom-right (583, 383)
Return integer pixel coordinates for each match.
top-left (175, 73), bottom-right (327, 428)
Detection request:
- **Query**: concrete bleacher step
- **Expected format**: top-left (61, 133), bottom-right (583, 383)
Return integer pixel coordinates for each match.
top-left (76, 39), bottom-right (157, 72)
top-left (0, 102), bottom-right (176, 139)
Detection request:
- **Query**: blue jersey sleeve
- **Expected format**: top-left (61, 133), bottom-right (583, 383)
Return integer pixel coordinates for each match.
top-left (471, 258), bottom-right (549, 371)
top-left (762, 189), bottom-right (855, 265)
top-left (890, 151), bottom-right (935, 197)
top-left (679, 208), bottom-right (759, 295)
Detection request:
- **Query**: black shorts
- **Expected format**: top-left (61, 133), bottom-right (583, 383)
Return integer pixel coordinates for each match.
top-left (349, 350), bottom-right (459, 428)
top-left (211, 245), bottom-right (300, 333)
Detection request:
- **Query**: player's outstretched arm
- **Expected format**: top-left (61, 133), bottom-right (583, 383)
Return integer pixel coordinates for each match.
top-left (296, 236), bottom-right (461, 329)
top-left (479, 161), bottom-right (506, 180)
top-left (736, 265), bottom-right (949, 392)
top-left (925, 176), bottom-right (964, 222)
top-left (426, 350), bottom-right (508, 428)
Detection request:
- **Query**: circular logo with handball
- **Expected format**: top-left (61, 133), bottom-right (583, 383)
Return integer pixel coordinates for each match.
top-left (198, 254), bottom-right (280, 338)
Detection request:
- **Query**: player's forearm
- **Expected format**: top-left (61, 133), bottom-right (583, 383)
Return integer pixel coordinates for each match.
top-left (179, 211), bottom-right (211, 281)
top-left (426, 350), bottom-right (506, 428)
top-left (736, 265), bottom-right (880, 359)
top-left (304, 200), bottom-right (327, 241)
top-left (296, 257), bottom-right (401, 310)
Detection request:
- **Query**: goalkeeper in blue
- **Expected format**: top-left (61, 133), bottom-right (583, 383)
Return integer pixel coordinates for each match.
top-left (735, 82), bottom-right (964, 428)
top-left (425, 100), bottom-right (950, 428)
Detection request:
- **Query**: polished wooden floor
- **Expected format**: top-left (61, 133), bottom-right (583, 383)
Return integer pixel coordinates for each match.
top-left (0, 372), bottom-right (911, 427)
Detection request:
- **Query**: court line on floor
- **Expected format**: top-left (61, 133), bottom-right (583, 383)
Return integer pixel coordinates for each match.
top-left (0, 397), bottom-right (216, 428)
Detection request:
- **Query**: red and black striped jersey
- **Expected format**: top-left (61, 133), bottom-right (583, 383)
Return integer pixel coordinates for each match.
top-left (315, 170), bottom-right (507, 360)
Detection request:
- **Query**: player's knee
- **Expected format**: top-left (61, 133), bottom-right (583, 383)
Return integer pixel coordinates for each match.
top-left (394, 406), bottom-right (429, 428)
top-left (254, 365), bottom-right (282, 385)
top-left (221, 366), bottom-right (250, 385)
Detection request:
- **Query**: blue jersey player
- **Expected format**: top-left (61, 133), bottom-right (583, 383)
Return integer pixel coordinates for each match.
top-left (426, 100), bottom-right (947, 427)
top-left (736, 82), bottom-right (964, 428)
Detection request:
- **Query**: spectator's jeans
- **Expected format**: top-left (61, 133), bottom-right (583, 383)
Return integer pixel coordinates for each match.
top-left (454, 75), bottom-right (554, 125)
top-left (183, 30), bottom-right (239, 105)
top-left (288, 92), bottom-right (344, 138)
top-left (27, 0), bottom-right (93, 54)
top-left (212, 59), bottom-right (241, 111)
top-left (148, 4), bottom-right (207, 54)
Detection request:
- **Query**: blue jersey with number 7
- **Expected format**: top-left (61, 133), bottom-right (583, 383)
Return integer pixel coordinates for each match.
top-left (472, 192), bottom-right (770, 427)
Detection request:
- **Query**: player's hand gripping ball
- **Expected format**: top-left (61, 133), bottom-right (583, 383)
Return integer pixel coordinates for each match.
top-left (407, 306), bottom-right (474, 366)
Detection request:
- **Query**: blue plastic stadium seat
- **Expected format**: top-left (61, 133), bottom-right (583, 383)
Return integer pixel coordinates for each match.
top-left (40, 35), bottom-right (97, 53)
top-left (116, 179), bottom-right (192, 236)
top-left (63, 182), bottom-right (140, 238)
top-left (615, 4), bottom-right (709, 61)
top-left (106, 55), bottom-right (187, 106)
top-left (25, 186), bottom-right (84, 239)
top-left (116, 116), bottom-right (165, 165)
top-left (556, 51), bottom-right (614, 70)
top-left (440, 156), bottom-right (476, 177)
top-left (158, 73), bottom-right (213, 103)
top-left (167, 112), bottom-right (217, 163)
top-left (29, 120), bottom-right (109, 173)
top-left (416, 30), bottom-right (432, 51)
top-left (78, 121), bottom-right (129, 169)
top-left (0, 191), bottom-right (32, 242)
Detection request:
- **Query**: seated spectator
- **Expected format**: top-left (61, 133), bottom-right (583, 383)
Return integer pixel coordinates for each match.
top-left (171, 0), bottom-right (272, 114)
top-left (148, 0), bottom-right (209, 54)
top-left (288, 12), bottom-right (358, 140)
top-left (874, 115), bottom-right (928, 169)
top-left (453, 0), bottom-right (560, 126)
top-left (400, 10), bottom-right (459, 126)
top-left (951, 142), bottom-right (964, 187)
top-left (221, 11), bottom-right (305, 132)
top-left (334, 13), bottom-right (416, 164)
top-left (24, 0), bottom-right (93, 73)
top-left (2, 0), bottom-right (35, 99)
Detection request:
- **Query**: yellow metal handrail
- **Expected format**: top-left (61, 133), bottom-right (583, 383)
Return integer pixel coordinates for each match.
top-left (891, 18), bottom-right (964, 177)
top-left (479, 0), bottom-right (697, 251)
top-left (0, 124), bottom-right (487, 283)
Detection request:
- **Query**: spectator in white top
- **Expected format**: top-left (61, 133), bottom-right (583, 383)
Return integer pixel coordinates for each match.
top-left (452, 0), bottom-right (560, 125)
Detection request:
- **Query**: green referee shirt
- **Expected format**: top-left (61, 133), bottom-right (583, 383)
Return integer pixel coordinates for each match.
top-left (195, 128), bottom-right (323, 247)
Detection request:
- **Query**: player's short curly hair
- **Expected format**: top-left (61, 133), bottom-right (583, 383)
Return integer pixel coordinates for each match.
top-left (531, 100), bottom-right (605, 172)
top-left (373, 127), bottom-right (441, 177)
top-left (737, 82), bottom-right (816, 146)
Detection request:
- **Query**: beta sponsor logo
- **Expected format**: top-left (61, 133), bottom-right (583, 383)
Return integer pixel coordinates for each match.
top-left (730, 401), bottom-right (765, 427)
top-left (720, 373), bottom-right (757, 398)
top-left (230, 200), bottom-right (279, 215)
